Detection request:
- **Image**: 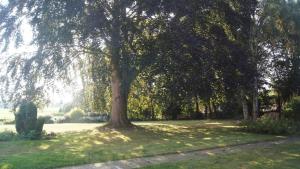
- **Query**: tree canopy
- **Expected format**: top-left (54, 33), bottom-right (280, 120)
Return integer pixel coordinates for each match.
top-left (1, 0), bottom-right (300, 127)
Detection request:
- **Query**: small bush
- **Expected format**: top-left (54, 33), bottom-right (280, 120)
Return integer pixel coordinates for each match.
top-left (35, 117), bottom-right (45, 135)
top-left (19, 130), bottom-right (46, 140)
top-left (284, 96), bottom-right (300, 121)
top-left (67, 108), bottom-right (85, 122)
top-left (240, 115), bottom-right (298, 135)
top-left (15, 101), bottom-right (45, 139)
top-left (15, 101), bottom-right (38, 134)
top-left (0, 131), bottom-right (17, 141)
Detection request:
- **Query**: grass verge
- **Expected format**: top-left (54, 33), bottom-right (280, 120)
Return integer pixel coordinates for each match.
top-left (140, 140), bottom-right (300, 169)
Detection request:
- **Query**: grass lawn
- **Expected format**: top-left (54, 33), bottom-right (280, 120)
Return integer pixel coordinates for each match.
top-left (0, 120), bottom-right (284, 169)
top-left (141, 140), bottom-right (300, 169)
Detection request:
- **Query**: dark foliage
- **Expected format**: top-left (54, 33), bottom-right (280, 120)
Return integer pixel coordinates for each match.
top-left (284, 96), bottom-right (300, 121)
top-left (15, 101), bottom-right (45, 139)
top-left (240, 115), bottom-right (299, 135)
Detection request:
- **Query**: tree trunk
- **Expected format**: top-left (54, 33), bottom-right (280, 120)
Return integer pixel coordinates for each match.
top-left (195, 95), bottom-right (199, 113)
top-left (108, 0), bottom-right (131, 128)
top-left (248, 0), bottom-right (259, 121)
top-left (110, 68), bottom-right (131, 128)
top-left (240, 89), bottom-right (249, 120)
top-left (208, 100), bottom-right (213, 119)
top-left (150, 97), bottom-right (155, 120)
top-left (212, 102), bottom-right (217, 118)
top-left (276, 92), bottom-right (282, 118)
top-left (252, 77), bottom-right (258, 120)
top-left (204, 104), bottom-right (208, 119)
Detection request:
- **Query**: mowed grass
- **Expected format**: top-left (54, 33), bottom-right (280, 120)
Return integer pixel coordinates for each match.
top-left (0, 120), bottom-right (282, 169)
top-left (141, 140), bottom-right (300, 169)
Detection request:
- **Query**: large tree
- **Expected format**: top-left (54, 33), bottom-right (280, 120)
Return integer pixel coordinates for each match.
top-left (0, 0), bottom-right (184, 127)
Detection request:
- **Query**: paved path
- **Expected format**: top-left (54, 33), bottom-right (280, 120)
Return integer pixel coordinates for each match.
top-left (59, 137), bottom-right (300, 169)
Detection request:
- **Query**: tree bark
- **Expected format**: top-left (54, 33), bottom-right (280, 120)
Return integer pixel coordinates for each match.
top-left (212, 102), bottom-right (217, 118)
top-left (204, 104), bottom-right (208, 119)
top-left (208, 100), bottom-right (213, 119)
top-left (240, 89), bottom-right (249, 120)
top-left (252, 76), bottom-right (258, 120)
top-left (195, 95), bottom-right (200, 113)
top-left (248, 0), bottom-right (259, 121)
top-left (276, 92), bottom-right (282, 118)
top-left (110, 67), bottom-right (131, 128)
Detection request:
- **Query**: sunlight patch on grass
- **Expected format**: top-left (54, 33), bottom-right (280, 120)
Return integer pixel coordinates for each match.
top-left (116, 135), bottom-right (131, 142)
top-left (281, 152), bottom-right (300, 157)
top-left (249, 161), bottom-right (260, 165)
top-left (185, 143), bottom-right (193, 147)
top-left (275, 136), bottom-right (287, 138)
top-left (221, 125), bottom-right (239, 128)
top-left (133, 145), bottom-right (144, 150)
top-left (205, 122), bottom-right (223, 125)
top-left (93, 141), bottom-right (104, 145)
top-left (0, 163), bottom-right (13, 169)
top-left (203, 137), bottom-right (212, 140)
top-left (206, 152), bottom-right (215, 156)
top-left (38, 144), bottom-right (50, 150)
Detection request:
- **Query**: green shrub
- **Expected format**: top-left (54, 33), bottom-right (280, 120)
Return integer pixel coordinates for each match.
top-left (35, 117), bottom-right (45, 135)
top-left (15, 101), bottom-right (37, 134)
top-left (0, 131), bottom-right (17, 141)
top-left (19, 130), bottom-right (46, 140)
top-left (15, 101), bottom-right (45, 139)
top-left (284, 96), bottom-right (300, 121)
top-left (67, 108), bottom-right (85, 122)
top-left (240, 115), bottom-right (298, 135)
